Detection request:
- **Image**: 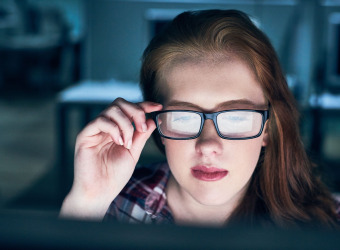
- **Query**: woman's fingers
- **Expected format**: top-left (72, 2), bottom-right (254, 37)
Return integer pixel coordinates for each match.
top-left (137, 101), bottom-right (163, 113)
top-left (99, 98), bottom-right (162, 149)
top-left (129, 118), bottom-right (157, 160)
top-left (112, 98), bottom-right (162, 133)
top-left (77, 116), bottom-right (124, 148)
top-left (77, 98), bottom-right (162, 150)
top-left (103, 104), bottom-right (135, 149)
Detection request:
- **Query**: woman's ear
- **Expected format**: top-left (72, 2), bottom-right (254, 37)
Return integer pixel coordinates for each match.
top-left (261, 122), bottom-right (269, 147)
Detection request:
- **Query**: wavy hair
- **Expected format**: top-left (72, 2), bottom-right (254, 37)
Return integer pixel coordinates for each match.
top-left (140, 9), bottom-right (338, 227)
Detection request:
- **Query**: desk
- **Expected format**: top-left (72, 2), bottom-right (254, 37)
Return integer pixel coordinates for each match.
top-left (56, 80), bottom-right (142, 195)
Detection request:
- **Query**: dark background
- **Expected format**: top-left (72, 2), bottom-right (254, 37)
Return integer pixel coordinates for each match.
top-left (0, 0), bottom-right (340, 223)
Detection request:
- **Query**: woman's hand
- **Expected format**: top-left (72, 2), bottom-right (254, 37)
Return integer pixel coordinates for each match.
top-left (59, 98), bottom-right (162, 220)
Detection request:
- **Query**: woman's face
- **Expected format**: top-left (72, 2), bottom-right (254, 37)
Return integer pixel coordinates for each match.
top-left (160, 58), bottom-right (268, 208)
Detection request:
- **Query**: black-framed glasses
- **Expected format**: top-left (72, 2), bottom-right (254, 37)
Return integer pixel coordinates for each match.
top-left (150, 109), bottom-right (269, 140)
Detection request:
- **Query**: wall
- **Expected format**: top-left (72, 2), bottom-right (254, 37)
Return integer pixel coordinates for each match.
top-left (83, 1), bottom-right (297, 83)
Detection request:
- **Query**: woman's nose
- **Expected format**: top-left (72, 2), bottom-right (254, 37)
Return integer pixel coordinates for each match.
top-left (195, 120), bottom-right (223, 157)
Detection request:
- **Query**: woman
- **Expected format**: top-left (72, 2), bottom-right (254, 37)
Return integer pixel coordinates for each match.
top-left (60, 9), bottom-right (339, 227)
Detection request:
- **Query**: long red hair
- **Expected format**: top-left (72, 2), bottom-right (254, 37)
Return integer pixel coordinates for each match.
top-left (140, 9), bottom-right (338, 227)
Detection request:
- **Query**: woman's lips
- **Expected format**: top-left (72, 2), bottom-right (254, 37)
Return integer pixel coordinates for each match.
top-left (191, 166), bottom-right (228, 181)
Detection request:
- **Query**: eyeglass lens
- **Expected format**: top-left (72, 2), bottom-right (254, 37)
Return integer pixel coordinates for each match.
top-left (158, 111), bottom-right (201, 139)
top-left (156, 111), bottom-right (263, 139)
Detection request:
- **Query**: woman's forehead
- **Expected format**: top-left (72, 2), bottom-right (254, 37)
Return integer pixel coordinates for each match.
top-left (157, 59), bottom-right (266, 110)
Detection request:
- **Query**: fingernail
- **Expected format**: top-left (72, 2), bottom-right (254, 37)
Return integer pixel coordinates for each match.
top-left (126, 140), bottom-right (132, 150)
top-left (118, 137), bottom-right (124, 146)
top-left (142, 123), bottom-right (147, 132)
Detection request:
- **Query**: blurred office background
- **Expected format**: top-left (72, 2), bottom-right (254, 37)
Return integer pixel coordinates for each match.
top-left (1, 0), bottom-right (340, 215)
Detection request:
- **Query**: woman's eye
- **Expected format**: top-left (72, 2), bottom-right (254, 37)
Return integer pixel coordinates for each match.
top-left (224, 116), bottom-right (247, 122)
top-left (173, 116), bottom-right (192, 122)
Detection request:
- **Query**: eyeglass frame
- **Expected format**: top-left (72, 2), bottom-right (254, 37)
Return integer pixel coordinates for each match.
top-left (150, 109), bottom-right (270, 140)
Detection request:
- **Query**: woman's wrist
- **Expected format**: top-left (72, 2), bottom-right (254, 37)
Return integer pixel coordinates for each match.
top-left (59, 190), bottom-right (111, 221)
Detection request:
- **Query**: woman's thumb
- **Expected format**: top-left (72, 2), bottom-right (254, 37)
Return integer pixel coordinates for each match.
top-left (129, 119), bottom-right (157, 160)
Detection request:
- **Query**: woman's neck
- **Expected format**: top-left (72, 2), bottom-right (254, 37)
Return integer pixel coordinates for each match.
top-left (165, 174), bottom-right (240, 227)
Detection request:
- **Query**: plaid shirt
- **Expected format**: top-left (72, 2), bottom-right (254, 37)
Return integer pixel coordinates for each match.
top-left (104, 162), bottom-right (174, 224)
top-left (104, 162), bottom-right (340, 225)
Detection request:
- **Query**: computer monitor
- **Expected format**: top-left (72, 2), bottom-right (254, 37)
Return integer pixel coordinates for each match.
top-left (0, 210), bottom-right (338, 249)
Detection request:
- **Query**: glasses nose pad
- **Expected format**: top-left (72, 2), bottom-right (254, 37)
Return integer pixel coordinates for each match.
top-left (202, 118), bottom-right (214, 129)
top-left (200, 114), bottom-right (220, 137)
top-left (203, 117), bottom-right (215, 129)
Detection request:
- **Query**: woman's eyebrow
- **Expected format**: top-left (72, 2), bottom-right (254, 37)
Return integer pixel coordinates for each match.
top-left (166, 99), bottom-right (268, 110)
top-left (166, 101), bottom-right (201, 109)
top-left (217, 99), bottom-right (268, 109)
